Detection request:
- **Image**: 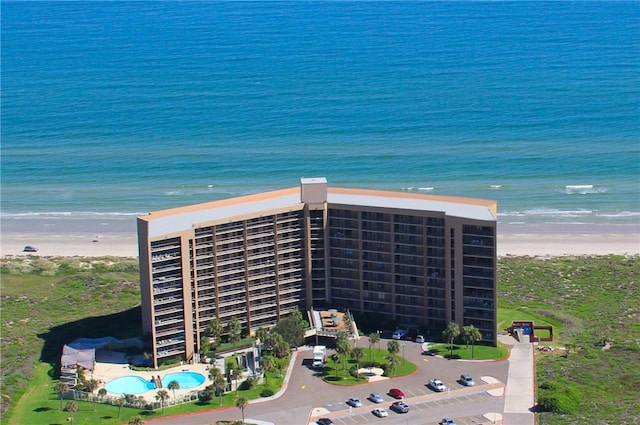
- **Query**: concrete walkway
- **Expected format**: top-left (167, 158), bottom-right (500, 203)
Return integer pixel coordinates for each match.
top-left (500, 334), bottom-right (536, 425)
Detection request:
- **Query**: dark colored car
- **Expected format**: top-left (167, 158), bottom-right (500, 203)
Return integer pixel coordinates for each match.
top-left (439, 419), bottom-right (456, 425)
top-left (389, 388), bottom-right (404, 399)
top-left (390, 401), bottom-right (410, 413)
top-left (317, 419), bottom-right (334, 425)
top-left (23, 245), bottom-right (38, 252)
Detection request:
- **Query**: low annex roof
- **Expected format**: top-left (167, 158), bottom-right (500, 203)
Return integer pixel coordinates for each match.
top-left (139, 184), bottom-right (496, 238)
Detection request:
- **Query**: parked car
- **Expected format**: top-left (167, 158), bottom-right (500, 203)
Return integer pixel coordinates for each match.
top-left (372, 408), bottom-right (388, 417)
top-left (368, 392), bottom-right (384, 403)
top-left (390, 401), bottom-right (410, 413)
top-left (22, 245), bottom-right (38, 252)
top-left (460, 374), bottom-right (475, 387)
top-left (428, 378), bottom-right (447, 392)
top-left (415, 335), bottom-right (425, 343)
top-left (347, 397), bottom-right (362, 408)
top-left (317, 419), bottom-right (333, 425)
top-left (389, 388), bottom-right (404, 399)
top-left (439, 419), bottom-right (456, 425)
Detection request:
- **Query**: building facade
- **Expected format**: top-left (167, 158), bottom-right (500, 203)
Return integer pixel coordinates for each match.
top-left (137, 178), bottom-right (497, 367)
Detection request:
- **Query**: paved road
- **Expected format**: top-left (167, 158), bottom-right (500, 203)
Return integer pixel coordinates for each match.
top-left (148, 335), bottom-right (534, 425)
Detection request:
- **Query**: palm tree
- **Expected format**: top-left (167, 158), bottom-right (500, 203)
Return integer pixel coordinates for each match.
top-left (86, 378), bottom-right (100, 411)
top-left (207, 318), bottom-right (224, 350)
top-left (368, 332), bottom-right (380, 366)
top-left (97, 388), bottom-right (107, 400)
top-left (236, 396), bottom-right (249, 423)
top-left (387, 340), bottom-right (400, 376)
top-left (442, 322), bottom-right (461, 357)
top-left (53, 382), bottom-right (69, 411)
top-left (167, 380), bottom-right (180, 401)
top-left (461, 325), bottom-right (483, 358)
top-left (228, 316), bottom-right (242, 355)
top-left (214, 375), bottom-right (227, 406)
top-left (261, 355), bottom-right (275, 385)
top-left (155, 389), bottom-right (170, 412)
top-left (64, 401), bottom-right (78, 424)
top-left (230, 368), bottom-right (241, 394)
top-left (128, 416), bottom-right (145, 425)
top-left (351, 347), bottom-right (365, 372)
top-left (208, 367), bottom-right (222, 383)
top-left (116, 396), bottom-right (125, 418)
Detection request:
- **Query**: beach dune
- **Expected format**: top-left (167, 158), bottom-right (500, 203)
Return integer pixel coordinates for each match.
top-left (1, 230), bottom-right (638, 258)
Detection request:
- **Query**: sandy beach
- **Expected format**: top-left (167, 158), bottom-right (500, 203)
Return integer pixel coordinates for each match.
top-left (1, 227), bottom-right (638, 259)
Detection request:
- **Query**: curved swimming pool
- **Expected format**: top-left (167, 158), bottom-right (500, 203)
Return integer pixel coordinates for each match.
top-left (105, 376), bottom-right (155, 395)
top-left (161, 371), bottom-right (206, 389)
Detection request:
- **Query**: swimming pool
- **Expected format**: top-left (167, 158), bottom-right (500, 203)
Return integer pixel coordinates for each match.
top-left (105, 376), bottom-right (156, 395)
top-left (161, 371), bottom-right (206, 389)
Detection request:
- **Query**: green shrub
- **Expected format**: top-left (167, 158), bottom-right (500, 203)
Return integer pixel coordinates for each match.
top-left (537, 386), bottom-right (582, 414)
top-left (239, 377), bottom-right (256, 390)
top-left (260, 388), bottom-right (274, 397)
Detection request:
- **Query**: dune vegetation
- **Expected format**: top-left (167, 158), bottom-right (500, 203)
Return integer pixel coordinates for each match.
top-left (1, 255), bottom-right (638, 424)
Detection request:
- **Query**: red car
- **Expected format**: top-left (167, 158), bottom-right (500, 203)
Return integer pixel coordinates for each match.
top-left (389, 388), bottom-right (404, 399)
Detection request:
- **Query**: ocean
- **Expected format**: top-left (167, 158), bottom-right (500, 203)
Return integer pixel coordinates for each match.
top-left (2, 1), bottom-right (639, 235)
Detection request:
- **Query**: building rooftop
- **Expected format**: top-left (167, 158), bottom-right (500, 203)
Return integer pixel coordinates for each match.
top-left (139, 183), bottom-right (496, 238)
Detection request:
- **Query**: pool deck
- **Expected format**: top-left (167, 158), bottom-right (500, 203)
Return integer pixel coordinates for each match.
top-left (93, 360), bottom-right (211, 402)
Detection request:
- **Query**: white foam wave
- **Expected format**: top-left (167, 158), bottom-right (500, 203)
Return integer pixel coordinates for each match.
top-left (596, 211), bottom-right (640, 218)
top-left (490, 185), bottom-right (502, 189)
top-left (499, 208), bottom-right (594, 218)
top-left (417, 187), bottom-right (434, 191)
top-left (564, 185), bottom-right (607, 195)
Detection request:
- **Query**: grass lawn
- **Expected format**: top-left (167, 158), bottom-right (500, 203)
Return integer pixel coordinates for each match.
top-left (10, 362), bottom-right (285, 425)
top-left (322, 347), bottom-right (418, 385)
top-left (427, 342), bottom-right (509, 360)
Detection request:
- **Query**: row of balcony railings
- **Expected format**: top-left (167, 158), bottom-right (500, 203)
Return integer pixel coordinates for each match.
top-left (150, 238), bottom-right (182, 250)
top-left (462, 225), bottom-right (495, 236)
top-left (462, 277), bottom-right (494, 289)
top-left (462, 246), bottom-right (494, 257)
top-left (463, 298), bottom-right (495, 309)
top-left (462, 266), bottom-right (495, 279)
top-left (153, 284), bottom-right (182, 294)
top-left (157, 345), bottom-right (186, 359)
top-left (463, 256), bottom-right (495, 268)
top-left (155, 324), bottom-right (184, 337)
top-left (151, 251), bottom-right (181, 262)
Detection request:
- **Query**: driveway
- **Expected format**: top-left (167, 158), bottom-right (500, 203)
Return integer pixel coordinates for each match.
top-left (147, 336), bottom-right (525, 425)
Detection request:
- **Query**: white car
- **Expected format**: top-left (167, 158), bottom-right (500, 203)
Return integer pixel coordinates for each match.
top-left (429, 378), bottom-right (447, 392)
top-left (373, 408), bottom-right (388, 417)
top-left (347, 397), bottom-right (362, 408)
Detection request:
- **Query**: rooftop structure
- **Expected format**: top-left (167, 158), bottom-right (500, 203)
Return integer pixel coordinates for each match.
top-left (138, 178), bottom-right (497, 367)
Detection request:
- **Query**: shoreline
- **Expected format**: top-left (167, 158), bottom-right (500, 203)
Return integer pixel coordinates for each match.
top-left (1, 225), bottom-right (638, 259)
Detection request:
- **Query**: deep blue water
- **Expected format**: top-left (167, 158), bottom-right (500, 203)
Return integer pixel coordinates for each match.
top-left (2, 1), bottom-right (639, 232)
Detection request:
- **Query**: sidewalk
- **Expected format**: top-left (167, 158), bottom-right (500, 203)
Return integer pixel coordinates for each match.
top-left (500, 334), bottom-right (536, 425)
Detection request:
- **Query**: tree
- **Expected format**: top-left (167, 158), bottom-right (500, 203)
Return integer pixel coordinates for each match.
top-left (97, 388), bottom-right (107, 400)
top-left (261, 355), bottom-right (275, 385)
top-left (255, 327), bottom-right (269, 347)
top-left (387, 340), bottom-right (400, 376)
top-left (85, 378), bottom-right (100, 411)
top-left (209, 367), bottom-right (222, 383)
top-left (442, 322), bottom-right (461, 357)
top-left (155, 389), bottom-right (170, 412)
top-left (53, 382), bottom-right (69, 411)
top-left (167, 380), bottom-right (180, 401)
top-left (199, 335), bottom-right (211, 357)
top-left (331, 353), bottom-right (340, 378)
top-left (64, 401), bottom-right (78, 424)
top-left (214, 374), bottom-right (227, 405)
top-left (207, 318), bottom-right (224, 350)
top-left (461, 325), bottom-right (483, 358)
top-left (230, 368), bottom-right (241, 394)
top-left (116, 396), bottom-right (125, 418)
top-left (272, 309), bottom-right (307, 348)
top-left (368, 332), bottom-right (380, 366)
top-left (128, 416), bottom-right (145, 425)
top-left (236, 396), bottom-right (249, 423)
top-left (228, 317), bottom-right (242, 354)
top-left (351, 347), bottom-right (365, 372)
top-left (335, 331), bottom-right (352, 372)
top-left (266, 332), bottom-right (289, 359)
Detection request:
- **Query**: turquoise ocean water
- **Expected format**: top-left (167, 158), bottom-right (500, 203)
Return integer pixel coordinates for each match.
top-left (2, 1), bottom-right (639, 234)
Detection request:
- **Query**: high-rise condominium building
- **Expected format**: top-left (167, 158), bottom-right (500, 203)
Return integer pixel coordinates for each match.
top-left (137, 178), bottom-right (497, 367)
